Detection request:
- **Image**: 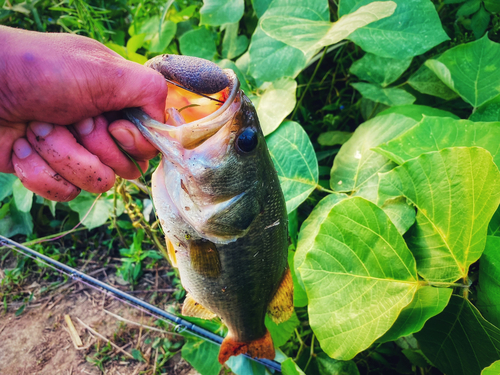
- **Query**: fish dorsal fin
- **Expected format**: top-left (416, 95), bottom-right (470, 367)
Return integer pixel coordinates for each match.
top-left (182, 293), bottom-right (217, 320)
top-left (165, 236), bottom-right (178, 267)
top-left (267, 268), bottom-right (294, 324)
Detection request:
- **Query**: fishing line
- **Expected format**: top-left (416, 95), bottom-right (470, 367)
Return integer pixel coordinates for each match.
top-left (164, 78), bottom-right (225, 104)
top-left (0, 235), bottom-right (282, 373)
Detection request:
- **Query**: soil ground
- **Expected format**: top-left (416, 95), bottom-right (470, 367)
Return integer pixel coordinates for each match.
top-left (0, 265), bottom-right (197, 375)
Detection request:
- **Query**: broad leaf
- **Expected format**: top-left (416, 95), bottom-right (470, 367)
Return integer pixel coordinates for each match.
top-left (350, 53), bottom-right (412, 87)
top-left (261, 2), bottom-right (396, 55)
top-left (426, 36), bottom-right (500, 108)
top-left (68, 191), bottom-right (116, 230)
top-left (477, 236), bottom-right (500, 328)
top-left (0, 173), bottom-right (17, 201)
top-left (488, 208), bottom-right (500, 237)
top-left (351, 83), bottom-right (416, 106)
top-left (200, 0), bottom-right (244, 26)
top-left (282, 358), bottom-right (306, 375)
top-left (470, 95), bottom-right (500, 122)
top-left (181, 337), bottom-right (221, 375)
top-left (374, 117), bottom-right (500, 168)
top-left (318, 131), bottom-right (352, 146)
top-left (222, 23), bottom-right (249, 60)
top-left (380, 196), bottom-right (416, 235)
top-left (340, 0), bottom-right (449, 59)
top-left (0, 199), bottom-right (33, 237)
top-left (226, 355), bottom-right (267, 375)
top-left (330, 113), bottom-right (417, 202)
top-left (482, 361), bottom-right (500, 375)
top-left (299, 197), bottom-right (418, 360)
top-left (267, 121), bottom-right (318, 213)
top-left (217, 59), bottom-right (252, 95)
top-left (130, 16), bottom-right (176, 53)
top-left (376, 104), bottom-right (459, 121)
top-left (251, 78), bottom-right (297, 135)
top-left (12, 179), bottom-right (33, 213)
top-left (295, 193), bottom-right (348, 304)
top-left (484, 0), bottom-right (500, 13)
top-left (408, 64), bottom-right (459, 100)
top-left (265, 311), bottom-right (300, 347)
top-left (315, 353), bottom-right (360, 375)
top-left (289, 246), bottom-right (308, 307)
top-left (179, 28), bottom-right (217, 60)
top-left (378, 147), bottom-right (500, 282)
top-left (247, 26), bottom-right (307, 82)
top-left (415, 295), bottom-right (500, 375)
top-left (378, 286), bottom-right (452, 343)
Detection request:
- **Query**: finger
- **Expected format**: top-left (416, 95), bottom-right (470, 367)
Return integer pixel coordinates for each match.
top-left (73, 116), bottom-right (149, 179)
top-left (27, 121), bottom-right (116, 193)
top-left (108, 119), bottom-right (159, 161)
top-left (12, 138), bottom-right (80, 202)
top-left (0, 122), bottom-right (25, 173)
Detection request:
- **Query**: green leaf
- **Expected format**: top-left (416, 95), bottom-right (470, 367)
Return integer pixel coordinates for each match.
top-left (295, 193), bottom-right (348, 299)
top-left (477, 236), bottom-right (500, 328)
top-left (315, 353), bottom-right (360, 375)
top-left (68, 191), bottom-right (115, 230)
top-left (43, 199), bottom-right (57, 217)
top-left (200, 0), bottom-right (244, 26)
top-left (482, 361), bottom-right (500, 375)
top-left (289, 245), bottom-right (308, 307)
top-left (252, 0), bottom-right (270, 18)
top-left (265, 311), bottom-right (300, 347)
top-left (488, 207), bottom-right (500, 236)
top-left (378, 286), bottom-right (452, 343)
top-left (131, 348), bottom-right (145, 362)
top-left (340, 0), bottom-right (449, 59)
top-left (457, 0), bottom-right (481, 17)
top-left (217, 59), bottom-right (252, 95)
top-left (317, 131), bottom-right (352, 146)
top-left (181, 337), bottom-right (221, 375)
top-left (484, 0), bottom-right (500, 13)
top-left (378, 147), bottom-right (500, 282)
top-left (471, 5), bottom-right (490, 39)
top-left (415, 295), bottom-right (500, 375)
top-left (351, 83), bottom-right (416, 106)
top-left (374, 117), bottom-right (500, 168)
top-left (282, 358), bottom-right (306, 375)
top-left (266, 121), bottom-right (318, 213)
top-left (148, 21), bottom-right (176, 53)
top-left (226, 354), bottom-right (266, 375)
top-left (0, 199), bottom-right (33, 237)
top-left (248, 26), bottom-right (307, 82)
top-left (251, 78), bottom-right (297, 135)
top-left (426, 36), bottom-right (500, 108)
top-left (12, 179), bottom-right (33, 213)
top-left (330, 113), bottom-right (418, 202)
top-left (408, 64), bottom-right (459, 100)
top-left (380, 196), bottom-right (416, 235)
top-left (222, 23), bottom-right (249, 60)
top-left (470, 95), bottom-right (500, 122)
top-left (377, 104), bottom-right (459, 121)
top-left (179, 28), bottom-right (217, 60)
top-left (299, 197), bottom-right (418, 360)
top-left (126, 34), bottom-right (145, 54)
top-left (350, 53), bottom-right (412, 87)
top-left (0, 173), bottom-right (17, 201)
top-left (261, 2), bottom-right (397, 56)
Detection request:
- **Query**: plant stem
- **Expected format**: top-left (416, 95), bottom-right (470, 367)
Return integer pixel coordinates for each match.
top-left (304, 334), bottom-right (315, 372)
top-left (316, 185), bottom-right (335, 194)
top-left (292, 47), bottom-right (328, 120)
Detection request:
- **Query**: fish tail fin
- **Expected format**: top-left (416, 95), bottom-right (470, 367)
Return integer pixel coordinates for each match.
top-left (218, 330), bottom-right (275, 364)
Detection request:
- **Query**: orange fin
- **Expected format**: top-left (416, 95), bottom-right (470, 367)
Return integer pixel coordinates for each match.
top-left (165, 236), bottom-right (178, 267)
top-left (182, 293), bottom-right (216, 320)
top-left (267, 268), bottom-right (294, 324)
top-left (189, 239), bottom-right (221, 278)
top-left (218, 330), bottom-right (275, 364)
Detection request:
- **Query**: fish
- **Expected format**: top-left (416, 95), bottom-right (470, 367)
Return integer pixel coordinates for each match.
top-left (125, 55), bottom-right (293, 364)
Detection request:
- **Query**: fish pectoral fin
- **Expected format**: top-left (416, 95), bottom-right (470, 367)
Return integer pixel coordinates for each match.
top-left (218, 330), bottom-right (275, 364)
top-left (267, 268), bottom-right (294, 324)
top-left (182, 294), bottom-right (217, 320)
top-left (164, 237), bottom-right (178, 268)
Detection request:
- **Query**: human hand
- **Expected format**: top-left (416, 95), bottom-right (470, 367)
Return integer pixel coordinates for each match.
top-left (0, 26), bottom-right (167, 202)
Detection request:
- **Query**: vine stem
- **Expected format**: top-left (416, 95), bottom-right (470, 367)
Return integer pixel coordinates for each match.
top-left (304, 334), bottom-right (315, 372)
top-left (294, 328), bottom-right (306, 361)
top-left (316, 184), bottom-right (335, 194)
top-left (291, 47), bottom-right (328, 120)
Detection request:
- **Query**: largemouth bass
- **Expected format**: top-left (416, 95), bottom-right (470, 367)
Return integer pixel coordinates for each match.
top-left (125, 55), bottom-right (293, 364)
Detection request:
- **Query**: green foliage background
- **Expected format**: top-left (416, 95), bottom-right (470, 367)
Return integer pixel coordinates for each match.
top-left (2, 0), bottom-right (500, 374)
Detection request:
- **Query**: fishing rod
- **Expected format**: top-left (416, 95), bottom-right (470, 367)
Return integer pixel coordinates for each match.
top-left (0, 234), bottom-right (282, 373)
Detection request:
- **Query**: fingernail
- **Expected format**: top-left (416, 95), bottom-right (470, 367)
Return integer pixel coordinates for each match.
top-left (31, 122), bottom-right (53, 137)
top-left (111, 128), bottom-right (135, 148)
top-left (75, 118), bottom-right (95, 136)
top-left (13, 138), bottom-right (32, 159)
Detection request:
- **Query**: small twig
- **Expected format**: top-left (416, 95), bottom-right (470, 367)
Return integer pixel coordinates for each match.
top-left (64, 314), bottom-right (83, 347)
top-left (103, 309), bottom-right (183, 337)
top-left (0, 320), bottom-right (8, 336)
top-left (76, 317), bottom-right (134, 359)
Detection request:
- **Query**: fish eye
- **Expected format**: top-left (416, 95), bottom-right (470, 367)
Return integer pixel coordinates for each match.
top-left (236, 128), bottom-right (258, 153)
